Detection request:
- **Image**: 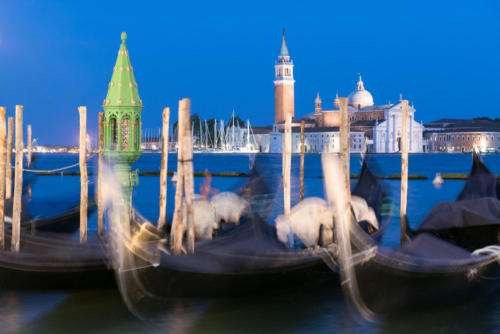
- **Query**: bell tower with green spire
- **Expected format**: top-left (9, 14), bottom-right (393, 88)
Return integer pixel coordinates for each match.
top-left (103, 32), bottom-right (143, 206)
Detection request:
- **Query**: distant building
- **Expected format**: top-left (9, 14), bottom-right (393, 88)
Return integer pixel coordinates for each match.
top-left (306, 75), bottom-right (425, 153)
top-left (252, 30), bottom-right (366, 153)
top-left (424, 118), bottom-right (500, 153)
top-left (255, 31), bottom-right (425, 154)
top-left (253, 125), bottom-right (365, 154)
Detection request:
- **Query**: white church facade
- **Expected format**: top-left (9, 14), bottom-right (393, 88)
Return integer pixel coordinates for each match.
top-left (372, 102), bottom-right (424, 153)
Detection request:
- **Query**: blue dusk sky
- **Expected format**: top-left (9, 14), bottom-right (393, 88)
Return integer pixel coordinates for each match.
top-left (0, 0), bottom-right (499, 145)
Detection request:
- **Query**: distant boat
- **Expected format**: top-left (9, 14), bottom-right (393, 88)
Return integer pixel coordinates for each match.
top-left (432, 173), bottom-right (444, 187)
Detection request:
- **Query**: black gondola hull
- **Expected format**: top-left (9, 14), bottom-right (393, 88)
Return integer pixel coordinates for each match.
top-left (354, 255), bottom-right (500, 313)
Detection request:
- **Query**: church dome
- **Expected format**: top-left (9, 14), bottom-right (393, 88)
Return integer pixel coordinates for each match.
top-left (348, 75), bottom-right (374, 109)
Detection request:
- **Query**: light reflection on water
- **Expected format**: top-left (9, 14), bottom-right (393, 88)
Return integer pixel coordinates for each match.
top-left (1, 153), bottom-right (500, 333)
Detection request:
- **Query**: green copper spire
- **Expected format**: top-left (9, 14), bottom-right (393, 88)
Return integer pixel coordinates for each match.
top-left (103, 32), bottom-right (142, 108)
top-left (103, 32), bottom-right (143, 209)
top-left (279, 28), bottom-right (289, 57)
top-left (103, 31), bottom-right (143, 164)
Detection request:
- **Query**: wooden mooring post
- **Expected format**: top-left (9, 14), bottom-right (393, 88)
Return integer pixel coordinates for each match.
top-left (172, 99), bottom-right (195, 254)
top-left (158, 107), bottom-right (170, 230)
top-left (339, 97), bottom-right (351, 203)
top-left (97, 112), bottom-right (104, 236)
top-left (172, 100), bottom-right (186, 254)
top-left (0, 107), bottom-right (6, 249)
top-left (400, 100), bottom-right (409, 246)
top-left (299, 120), bottom-right (305, 202)
top-left (79, 106), bottom-right (88, 243)
top-left (27, 125), bottom-right (32, 168)
top-left (283, 113), bottom-right (292, 216)
top-left (11, 105), bottom-right (23, 252)
top-left (182, 100), bottom-right (195, 253)
top-left (5, 117), bottom-right (13, 200)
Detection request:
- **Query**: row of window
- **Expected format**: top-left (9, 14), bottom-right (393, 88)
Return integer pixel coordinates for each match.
top-left (434, 135), bottom-right (500, 142)
top-left (437, 146), bottom-right (500, 151)
top-left (276, 68), bottom-right (292, 77)
top-left (302, 144), bottom-right (363, 152)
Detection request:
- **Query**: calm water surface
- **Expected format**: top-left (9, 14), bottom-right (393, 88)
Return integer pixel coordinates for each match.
top-left (4, 153), bottom-right (500, 333)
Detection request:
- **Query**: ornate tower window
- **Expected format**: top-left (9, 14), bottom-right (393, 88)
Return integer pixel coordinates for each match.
top-left (122, 117), bottom-right (130, 150)
top-left (111, 118), bottom-right (118, 150)
top-left (135, 116), bottom-right (140, 150)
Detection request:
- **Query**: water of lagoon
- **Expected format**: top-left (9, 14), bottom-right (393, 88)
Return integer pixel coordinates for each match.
top-left (3, 153), bottom-right (500, 333)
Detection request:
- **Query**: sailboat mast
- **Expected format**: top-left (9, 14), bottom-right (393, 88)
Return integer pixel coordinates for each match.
top-left (199, 121), bottom-right (203, 148)
top-left (220, 120), bottom-right (225, 149)
top-left (214, 119), bottom-right (217, 148)
top-left (204, 121), bottom-right (208, 147)
top-left (232, 110), bottom-right (235, 149)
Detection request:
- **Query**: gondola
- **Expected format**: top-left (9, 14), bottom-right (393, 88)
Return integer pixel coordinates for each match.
top-left (349, 152), bottom-right (500, 314)
top-left (0, 230), bottom-right (114, 290)
top-left (111, 157), bottom-right (391, 316)
top-left (0, 158), bottom-right (272, 291)
top-left (25, 197), bottom-right (97, 233)
top-left (2, 152), bottom-right (94, 234)
top-left (0, 155), bottom-right (113, 290)
top-left (3, 184), bottom-right (97, 234)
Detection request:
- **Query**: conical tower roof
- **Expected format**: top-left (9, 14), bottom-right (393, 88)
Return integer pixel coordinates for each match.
top-left (315, 92), bottom-right (321, 103)
top-left (103, 32), bottom-right (142, 109)
top-left (279, 28), bottom-right (289, 57)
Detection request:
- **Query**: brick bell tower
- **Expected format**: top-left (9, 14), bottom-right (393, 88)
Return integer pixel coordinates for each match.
top-left (274, 28), bottom-right (295, 124)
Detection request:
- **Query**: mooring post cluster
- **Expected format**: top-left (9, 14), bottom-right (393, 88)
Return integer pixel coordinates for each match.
top-left (0, 105), bottom-right (36, 251)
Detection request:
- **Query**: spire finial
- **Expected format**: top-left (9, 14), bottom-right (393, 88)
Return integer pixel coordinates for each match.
top-left (121, 32), bottom-right (127, 42)
top-left (315, 92), bottom-right (321, 102)
top-left (356, 73), bottom-right (365, 91)
top-left (279, 28), bottom-right (289, 57)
